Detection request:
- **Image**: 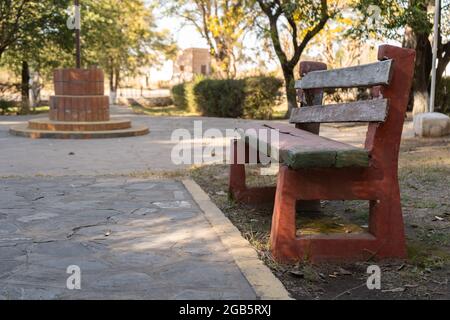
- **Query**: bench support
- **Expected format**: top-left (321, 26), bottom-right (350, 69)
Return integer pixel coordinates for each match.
top-left (229, 139), bottom-right (276, 204)
top-left (270, 165), bottom-right (406, 262)
top-left (229, 45), bottom-right (415, 262)
top-left (270, 45), bottom-right (415, 262)
top-left (229, 139), bottom-right (320, 211)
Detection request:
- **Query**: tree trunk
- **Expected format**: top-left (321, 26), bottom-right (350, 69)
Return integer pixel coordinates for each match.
top-left (20, 60), bottom-right (30, 114)
top-left (109, 65), bottom-right (116, 104)
top-left (436, 43), bottom-right (450, 89)
top-left (282, 67), bottom-right (297, 118)
top-left (403, 27), bottom-right (432, 115)
top-left (114, 68), bottom-right (120, 93)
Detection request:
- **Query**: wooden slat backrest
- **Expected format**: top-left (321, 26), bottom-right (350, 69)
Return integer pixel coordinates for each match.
top-left (295, 59), bottom-right (393, 90)
top-left (290, 99), bottom-right (389, 124)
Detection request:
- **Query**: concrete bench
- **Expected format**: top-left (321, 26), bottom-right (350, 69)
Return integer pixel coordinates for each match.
top-left (229, 45), bottom-right (416, 262)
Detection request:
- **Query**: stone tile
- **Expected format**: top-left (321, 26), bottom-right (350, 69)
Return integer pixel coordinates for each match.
top-left (0, 177), bottom-right (257, 299)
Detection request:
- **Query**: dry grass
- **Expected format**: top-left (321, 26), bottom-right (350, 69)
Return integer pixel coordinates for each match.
top-left (191, 137), bottom-right (450, 299)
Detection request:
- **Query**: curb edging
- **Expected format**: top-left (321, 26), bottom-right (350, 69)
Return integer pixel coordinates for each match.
top-left (182, 179), bottom-right (292, 300)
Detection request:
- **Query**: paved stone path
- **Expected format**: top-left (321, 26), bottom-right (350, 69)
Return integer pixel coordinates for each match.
top-left (0, 176), bottom-right (257, 299)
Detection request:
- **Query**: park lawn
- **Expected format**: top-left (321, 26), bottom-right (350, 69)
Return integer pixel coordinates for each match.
top-left (129, 96), bottom-right (289, 119)
top-left (0, 105), bottom-right (49, 116)
top-left (191, 136), bottom-right (450, 300)
top-left (130, 103), bottom-right (201, 117)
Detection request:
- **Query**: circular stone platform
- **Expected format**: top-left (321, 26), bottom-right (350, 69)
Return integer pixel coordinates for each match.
top-left (10, 118), bottom-right (149, 139)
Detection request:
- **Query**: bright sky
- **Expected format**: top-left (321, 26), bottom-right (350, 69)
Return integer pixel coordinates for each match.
top-left (152, 8), bottom-right (274, 79)
top-left (157, 16), bottom-right (208, 50)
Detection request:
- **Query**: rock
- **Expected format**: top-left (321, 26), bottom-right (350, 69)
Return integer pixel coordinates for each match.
top-left (413, 112), bottom-right (450, 138)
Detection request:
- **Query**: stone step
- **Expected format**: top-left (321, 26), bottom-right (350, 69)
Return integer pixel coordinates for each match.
top-left (9, 124), bottom-right (149, 139)
top-left (28, 118), bottom-right (132, 132)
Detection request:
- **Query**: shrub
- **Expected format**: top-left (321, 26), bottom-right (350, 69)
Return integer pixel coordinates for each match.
top-left (193, 79), bottom-right (245, 117)
top-left (0, 99), bottom-right (16, 115)
top-left (171, 83), bottom-right (187, 109)
top-left (243, 76), bottom-right (283, 119)
top-left (174, 76), bottom-right (283, 119)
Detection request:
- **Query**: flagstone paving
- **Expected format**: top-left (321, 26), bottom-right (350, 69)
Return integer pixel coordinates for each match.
top-left (0, 177), bottom-right (257, 299)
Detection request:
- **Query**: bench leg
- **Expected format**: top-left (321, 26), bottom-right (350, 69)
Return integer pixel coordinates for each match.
top-left (228, 139), bottom-right (276, 204)
top-left (368, 182), bottom-right (407, 258)
top-left (270, 165), bottom-right (407, 262)
top-left (270, 165), bottom-right (298, 261)
top-left (228, 140), bottom-right (319, 209)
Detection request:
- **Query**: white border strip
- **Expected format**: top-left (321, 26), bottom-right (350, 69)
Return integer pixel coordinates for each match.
top-left (182, 179), bottom-right (292, 300)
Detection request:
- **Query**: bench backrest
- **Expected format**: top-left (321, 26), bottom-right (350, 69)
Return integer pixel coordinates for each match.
top-left (292, 60), bottom-right (393, 124)
top-left (292, 44), bottom-right (416, 172)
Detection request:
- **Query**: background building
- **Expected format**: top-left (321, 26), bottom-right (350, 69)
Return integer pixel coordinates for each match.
top-left (173, 48), bottom-right (211, 83)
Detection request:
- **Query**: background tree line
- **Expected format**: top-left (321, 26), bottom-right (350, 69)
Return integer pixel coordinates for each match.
top-left (0, 0), bottom-right (176, 113)
top-left (165, 0), bottom-right (449, 116)
top-left (1, 0), bottom-right (449, 116)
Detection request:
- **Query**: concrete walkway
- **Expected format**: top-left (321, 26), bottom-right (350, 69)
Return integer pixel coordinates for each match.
top-left (0, 176), bottom-right (258, 299)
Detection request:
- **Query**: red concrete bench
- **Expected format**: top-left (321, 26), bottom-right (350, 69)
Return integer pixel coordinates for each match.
top-left (229, 45), bottom-right (416, 262)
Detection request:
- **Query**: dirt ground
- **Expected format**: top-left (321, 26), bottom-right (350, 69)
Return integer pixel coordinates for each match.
top-left (191, 136), bottom-right (450, 300)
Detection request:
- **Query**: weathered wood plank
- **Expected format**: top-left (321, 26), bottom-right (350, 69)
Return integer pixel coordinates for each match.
top-left (290, 99), bottom-right (389, 124)
top-left (237, 123), bottom-right (369, 169)
top-left (295, 60), bottom-right (393, 90)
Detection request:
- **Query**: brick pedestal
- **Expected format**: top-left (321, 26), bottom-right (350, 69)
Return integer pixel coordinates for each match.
top-left (9, 68), bottom-right (149, 139)
top-left (50, 68), bottom-right (109, 121)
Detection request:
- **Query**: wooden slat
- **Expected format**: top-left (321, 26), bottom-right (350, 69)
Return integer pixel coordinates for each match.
top-left (295, 60), bottom-right (393, 90)
top-left (238, 123), bottom-right (369, 169)
top-left (289, 99), bottom-right (389, 124)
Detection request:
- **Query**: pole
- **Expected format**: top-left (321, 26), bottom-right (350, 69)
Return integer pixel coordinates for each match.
top-left (429, 0), bottom-right (440, 113)
top-left (75, 0), bottom-right (81, 68)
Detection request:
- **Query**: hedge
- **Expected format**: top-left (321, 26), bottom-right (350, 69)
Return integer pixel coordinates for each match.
top-left (171, 76), bottom-right (283, 119)
top-left (171, 83), bottom-right (187, 110)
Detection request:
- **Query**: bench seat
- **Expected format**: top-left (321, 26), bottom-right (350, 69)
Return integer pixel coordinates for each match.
top-left (239, 123), bottom-right (369, 169)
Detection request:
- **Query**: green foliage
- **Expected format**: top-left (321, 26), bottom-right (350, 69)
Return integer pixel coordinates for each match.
top-left (351, 0), bottom-right (450, 40)
top-left (0, 0), bottom-right (73, 79)
top-left (0, 1), bottom-right (176, 90)
top-left (163, 0), bottom-right (253, 78)
top-left (193, 79), bottom-right (246, 117)
top-left (185, 76), bottom-right (206, 113)
top-left (173, 76), bottom-right (283, 119)
top-left (437, 77), bottom-right (450, 115)
top-left (0, 99), bottom-right (15, 115)
top-left (171, 83), bottom-right (187, 109)
top-left (243, 76), bottom-right (283, 119)
top-left (82, 0), bottom-right (177, 90)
